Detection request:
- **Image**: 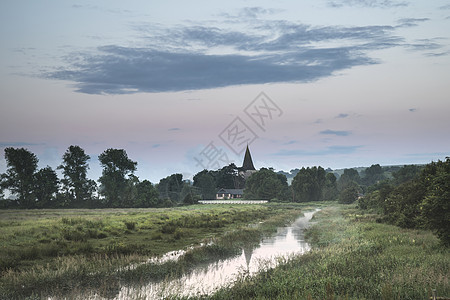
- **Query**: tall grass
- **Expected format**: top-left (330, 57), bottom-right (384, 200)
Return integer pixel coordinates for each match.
top-left (201, 205), bottom-right (449, 300)
top-left (0, 204), bottom-right (303, 299)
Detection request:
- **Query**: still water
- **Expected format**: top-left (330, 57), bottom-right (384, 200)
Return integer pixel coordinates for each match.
top-left (114, 209), bottom-right (318, 299)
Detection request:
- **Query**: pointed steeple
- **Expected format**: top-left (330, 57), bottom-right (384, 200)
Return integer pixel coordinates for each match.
top-left (242, 145), bottom-right (256, 171)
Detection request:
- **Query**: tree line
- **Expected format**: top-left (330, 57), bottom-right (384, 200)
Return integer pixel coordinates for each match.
top-left (0, 146), bottom-right (401, 208)
top-left (0, 146), bottom-right (163, 208)
top-left (1, 146), bottom-right (448, 246)
top-left (359, 158), bottom-right (449, 246)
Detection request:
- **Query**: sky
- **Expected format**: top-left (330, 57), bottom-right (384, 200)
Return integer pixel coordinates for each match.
top-left (1, 0), bottom-right (450, 183)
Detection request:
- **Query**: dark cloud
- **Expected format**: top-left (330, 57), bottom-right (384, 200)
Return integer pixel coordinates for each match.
top-left (336, 113), bottom-right (349, 118)
top-left (397, 18), bottom-right (430, 27)
top-left (328, 0), bottom-right (408, 8)
top-left (320, 129), bottom-right (352, 136)
top-left (45, 16), bottom-right (428, 94)
top-left (425, 51), bottom-right (450, 57)
top-left (409, 108), bottom-right (417, 112)
top-left (219, 6), bottom-right (282, 20)
top-left (273, 145), bottom-right (362, 156)
top-left (406, 39), bottom-right (443, 52)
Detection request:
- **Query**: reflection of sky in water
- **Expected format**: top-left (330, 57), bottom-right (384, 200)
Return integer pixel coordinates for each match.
top-left (110, 210), bottom-right (318, 299)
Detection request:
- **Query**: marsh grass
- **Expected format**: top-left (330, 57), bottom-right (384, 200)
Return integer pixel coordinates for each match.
top-left (0, 204), bottom-right (303, 299)
top-left (201, 205), bottom-right (449, 300)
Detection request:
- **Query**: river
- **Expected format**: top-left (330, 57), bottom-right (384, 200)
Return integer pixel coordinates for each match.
top-left (109, 209), bottom-right (318, 299)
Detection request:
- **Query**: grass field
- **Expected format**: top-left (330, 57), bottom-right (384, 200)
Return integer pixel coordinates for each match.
top-left (3, 203), bottom-right (447, 299)
top-left (0, 203), bottom-right (310, 299)
top-left (202, 205), bottom-right (449, 300)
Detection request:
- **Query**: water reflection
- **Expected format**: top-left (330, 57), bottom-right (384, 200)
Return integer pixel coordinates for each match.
top-left (108, 209), bottom-right (318, 299)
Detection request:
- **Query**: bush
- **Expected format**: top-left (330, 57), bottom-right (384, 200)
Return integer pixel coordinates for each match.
top-left (338, 186), bottom-right (358, 204)
top-left (124, 221), bottom-right (136, 230)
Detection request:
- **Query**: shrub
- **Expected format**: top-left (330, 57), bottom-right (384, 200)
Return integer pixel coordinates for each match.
top-left (338, 186), bottom-right (358, 204)
top-left (124, 221), bottom-right (136, 230)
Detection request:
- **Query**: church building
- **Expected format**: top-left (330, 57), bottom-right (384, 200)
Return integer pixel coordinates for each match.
top-left (239, 145), bottom-right (257, 179)
top-left (216, 145), bottom-right (257, 200)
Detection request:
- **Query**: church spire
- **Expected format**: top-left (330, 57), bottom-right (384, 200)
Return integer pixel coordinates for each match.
top-left (242, 145), bottom-right (256, 171)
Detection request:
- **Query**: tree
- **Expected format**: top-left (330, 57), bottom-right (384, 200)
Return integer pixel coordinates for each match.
top-left (3, 148), bottom-right (38, 207)
top-left (193, 170), bottom-right (217, 199)
top-left (244, 168), bottom-right (288, 200)
top-left (98, 148), bottom-right (137, 207)
top-left (338, 185), bottom-right (359, 204)
top-left (337, 168), bottom-right (360, 192)
top-left (362, 164), bottom-right (385, 186)
top-left (58, 145), bottom-right (96, 206)
top-left (383, 180), bottom-right (426, 228)
top-left (135, 180), bottom-right (159, 207)
top-left (181, 184), bottom-right (201, 205)
top-left (393, 165), bottom-right (422, 185)
top-left (420, 158), bottom-right (450, 246)
top-left (292, 166), bottom-right (326, 202)
top-left (34, 166), bottom-right (59, 207)
top-left (158, 173), bottom-right (183, 203)
top-left (0, 173), bottom-right (5, 199)
top-left (124, 174), bottom-right (140, 207)
top-left (322, 172), bottom-right (338, 201)
top-left (214, 163), bottom-right (243, 189)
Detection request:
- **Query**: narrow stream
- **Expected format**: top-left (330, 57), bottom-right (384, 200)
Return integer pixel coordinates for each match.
top-left (114, 209), bottom-right (318, 299)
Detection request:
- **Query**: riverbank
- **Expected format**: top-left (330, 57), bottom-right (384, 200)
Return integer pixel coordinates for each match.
top-left (203, 205), bottom-right (449, 300)
top-left (0, 203), bottom-right (311, 299)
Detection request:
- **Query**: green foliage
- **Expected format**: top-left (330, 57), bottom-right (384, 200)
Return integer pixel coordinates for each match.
top-left (98, 148), bottom-right (137, 207)
top-left (0, 205), bottom-right (302, 298)
top-left (58, 145), bottom-right (96, 206)
top-left (158, 173), bottom-right (184, 202)
top-left (135, 179), bottom-right (159, 207)
top-left (337, 168), bottom-right (360, 192)
top-left (420, 159), bottom-right (450, 246)
top-left (392, 164), bottom-right (422, 185)
top-left (322, 173), bottom-right (338, 201)
top-left (3, 147), bottom-right (39, 207)
top-left (361, 164), bottom-right (386, 186)
top-left (244, 168), bottom-right (289, 200)
top-left (360, 158), bottom-right (450, 246)
top-left (209, 206), bottom-right (449, 300)
top-left (34, 166), bottom-right (59, 207)
top-left (193, 170), bottom-right (217, 199)
top-left (290, 167), bottom-right (338, 202)
top-left (338, 185), bottom-right (358, 204)
top-left (213, 163), bottom-right (244, 189)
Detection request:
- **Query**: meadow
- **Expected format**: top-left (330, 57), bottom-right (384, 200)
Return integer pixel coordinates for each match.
top-left (201, 205), bottom-right (449, 300)
top-left (0, 203), bottom-right (309, 299)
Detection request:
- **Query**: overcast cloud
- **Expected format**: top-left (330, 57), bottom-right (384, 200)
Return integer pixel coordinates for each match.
top-left (45, 15), bottom-right (416, 94)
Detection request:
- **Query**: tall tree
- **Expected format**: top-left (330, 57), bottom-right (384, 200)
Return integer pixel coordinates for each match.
top-left (3, 148), bottom-right (38, 207)
top-left (214, 163), bottom-right (243, 189)
top-left (392, 165), bottom-right (422, 185)
top-left (337, 168), bottom-right (360, 191)
top-left (135, 180), bottom-right (159, 207)
top-left (362, 164), bottom-right (385, 186)
top-left (158, 173), bottom-right (183, 202)
top-left (193, 170), bottom-right (217, 199)
top-left (34, 166), bottom-right (59, 207)
top-left (244, 168), bottom-right (288, 200)
top-left (98, 148), bottom-right (137, 207)
top-left (58, 145), bottom-right (96, 206)
top-left (322, 172), bottom-right (338, 201)
top-left (292, 166), bottom-right (326, 202)
top-left (420, 158), bottom-right (450, 246)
